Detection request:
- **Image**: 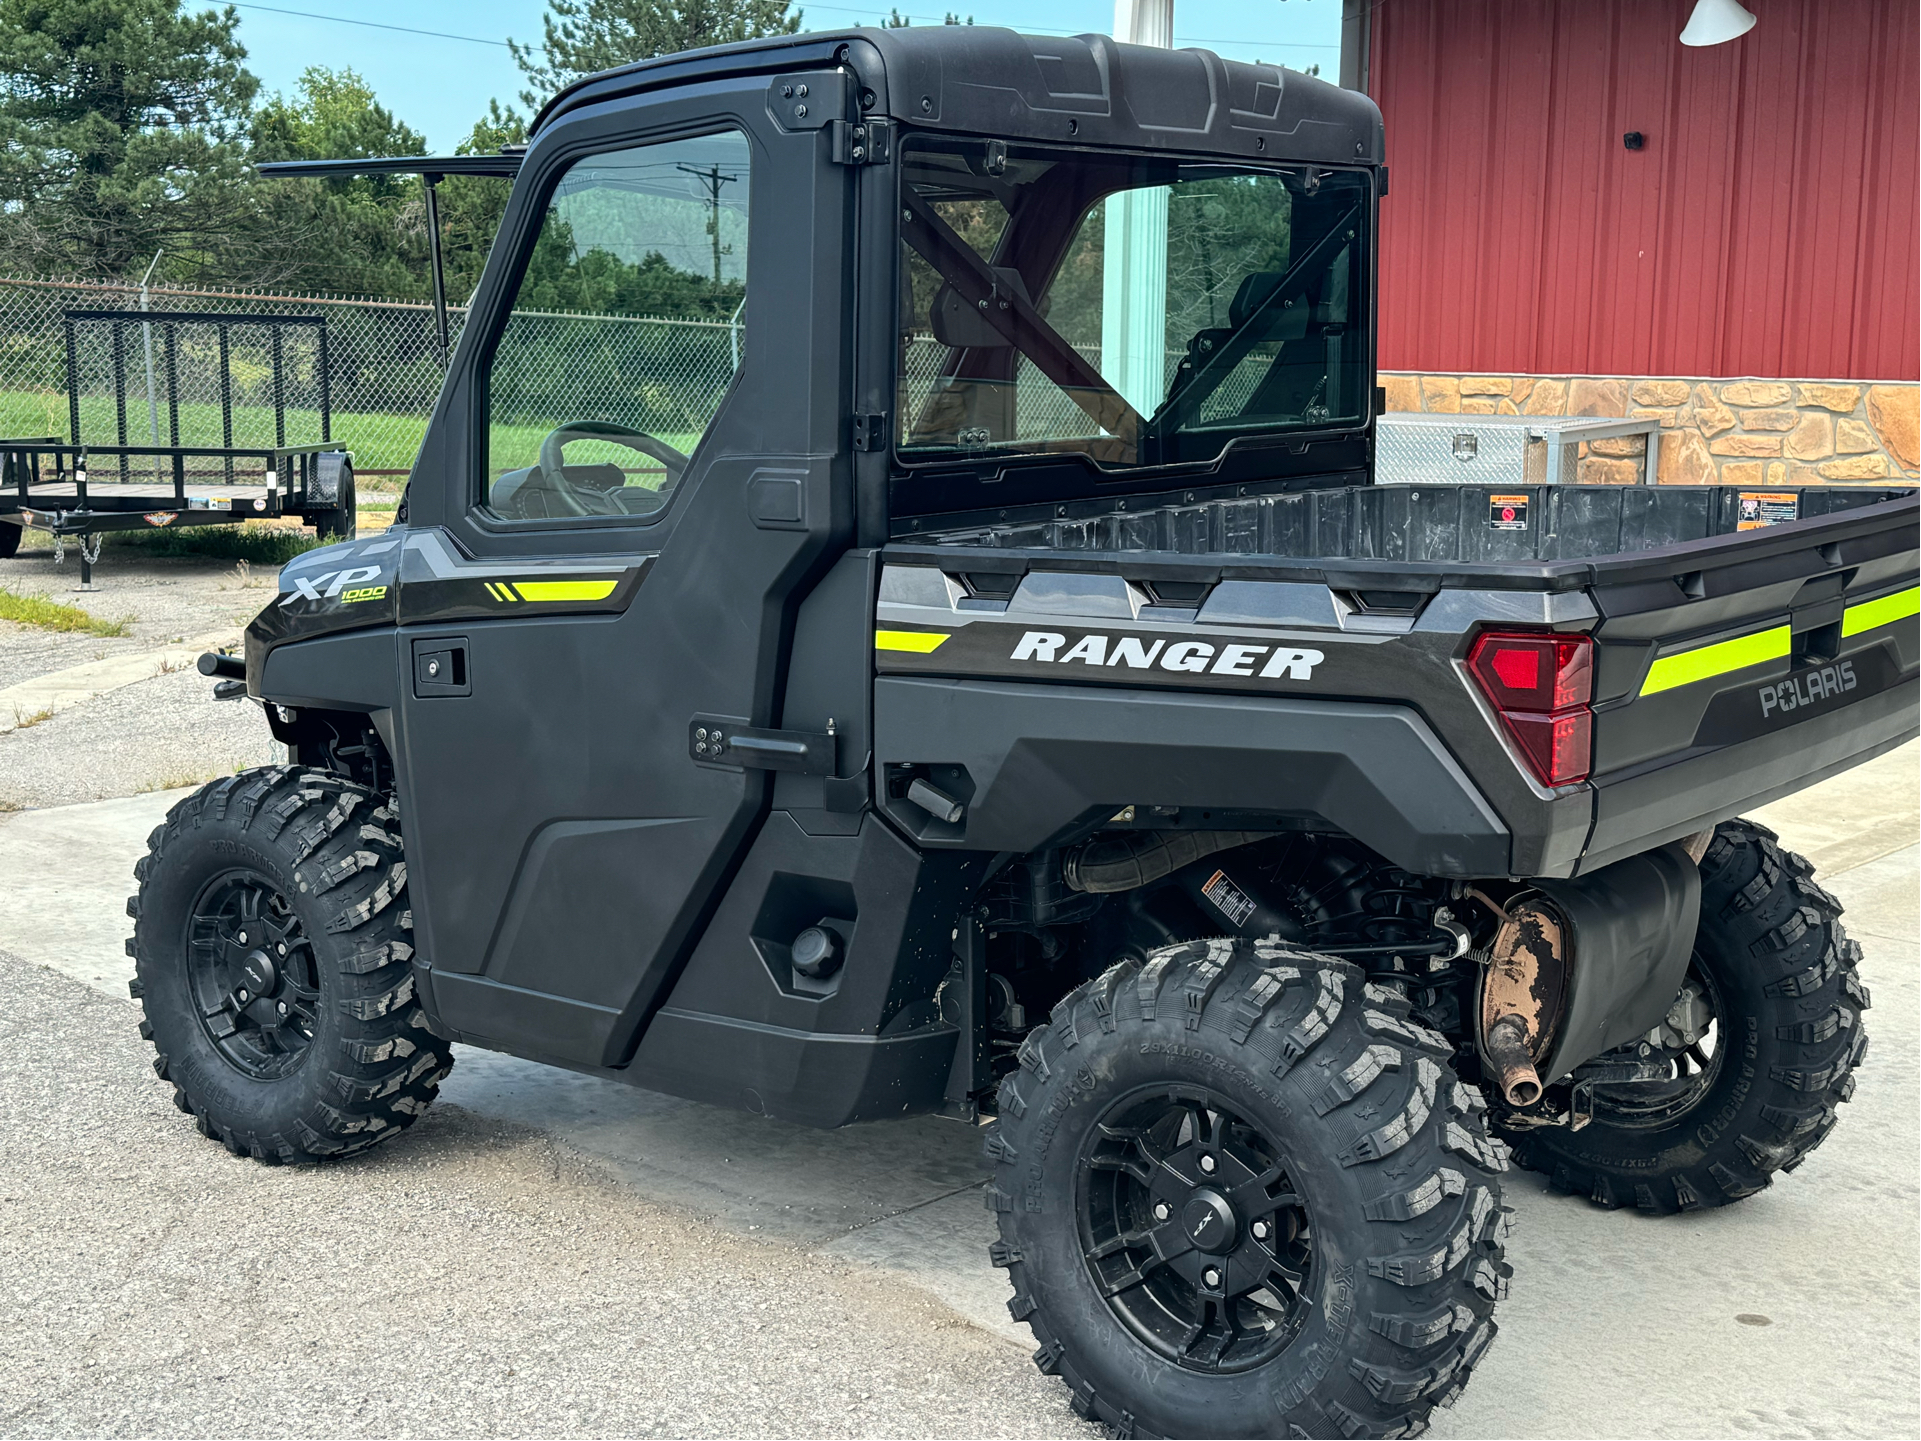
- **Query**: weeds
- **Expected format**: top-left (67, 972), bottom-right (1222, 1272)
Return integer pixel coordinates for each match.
top-left (9, 704), bottom-right (54, 729)
top-left (0, 588), bottom-right (133, 637)
top-left (102, 525), bottom-right (323, 566)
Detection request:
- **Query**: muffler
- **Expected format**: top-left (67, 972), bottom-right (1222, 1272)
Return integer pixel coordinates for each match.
top-left (1477, 842), bottom-right (1701, 1103)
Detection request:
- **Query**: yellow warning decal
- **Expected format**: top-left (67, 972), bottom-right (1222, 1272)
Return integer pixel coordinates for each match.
top-left (483, 579), bottom-right (620, 603)
top-left (875, 629), bottom-right (951, 653)
top-left (1640, 624), bottom-right (1790, 697)
top-left (1841, 585), bottom-right (1919, 638)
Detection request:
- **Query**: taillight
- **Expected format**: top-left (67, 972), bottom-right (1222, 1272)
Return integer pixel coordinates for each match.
top-left (1467, 630), bottom-right (1594, 786)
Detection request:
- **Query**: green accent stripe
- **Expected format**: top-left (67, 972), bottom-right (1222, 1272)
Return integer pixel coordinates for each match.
top-left (1842, 585), bottom-right (1920, 638)
top-left (515, 579), bottom-right (618, 602)
top-left (1641, 624), bottom-right (1791, 697)
top-left (875, 629), bottom-right (951, 653)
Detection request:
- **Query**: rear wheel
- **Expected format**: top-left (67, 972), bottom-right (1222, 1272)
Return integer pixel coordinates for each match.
top-left (1506, 819), bottom-right (1867, 1213)
top-left (126, 766), bottom-right (451, 1162)
top-left (0, 521), bottom-right (20, 558)
top-left (985, 939), bottom-right (1510, 1439)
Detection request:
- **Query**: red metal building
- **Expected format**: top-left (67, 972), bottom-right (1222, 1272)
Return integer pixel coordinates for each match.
top-left (1354, 0), bottom-right (1920, 383)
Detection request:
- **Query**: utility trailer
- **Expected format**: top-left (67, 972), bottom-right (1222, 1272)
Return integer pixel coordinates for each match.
top-left (121, 26), bottom-right (1917, 1440)
top-left (0, 309), bottom-right (357, 585)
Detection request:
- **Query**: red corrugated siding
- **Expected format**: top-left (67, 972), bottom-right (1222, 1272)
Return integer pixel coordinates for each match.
top-left (1372, 0), bottom-right (1920, 379)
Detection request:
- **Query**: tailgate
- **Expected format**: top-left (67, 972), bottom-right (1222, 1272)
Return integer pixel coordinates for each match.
top-left (1580, 495), bottom-right (1918, 872)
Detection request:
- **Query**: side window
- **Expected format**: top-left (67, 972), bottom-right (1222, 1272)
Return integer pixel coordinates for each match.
top-left (481, 131), bottom-right (751, 522)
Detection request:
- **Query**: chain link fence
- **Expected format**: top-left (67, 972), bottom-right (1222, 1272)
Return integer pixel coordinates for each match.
top-left (0, 276), bottom-right (743, 491)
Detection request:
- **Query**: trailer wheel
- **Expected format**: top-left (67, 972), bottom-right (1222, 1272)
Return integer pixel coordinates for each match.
top-left (311, 454), bottom-right (357, 542)
top-left (1506, 819), bottom-right (1868, 1214)
top-left (984, 940), bottom-right (1510, 1439)
top-left (0, 521), bottom-right (20, 558)
top-left (125, 766), bottom-right (451, 1163)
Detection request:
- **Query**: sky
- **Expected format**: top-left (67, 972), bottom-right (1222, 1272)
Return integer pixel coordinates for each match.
top-left (224, 0), bottom-right (1346, 153)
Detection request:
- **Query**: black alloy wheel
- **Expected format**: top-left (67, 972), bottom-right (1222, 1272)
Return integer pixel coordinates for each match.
top-left (129, 767), bottom-right (454, 1163)
top-left (985, 939), bottom-right (1510, 1438)
top-left (1080, 1088), bottom-right (1315, 1374)
top-left (187, 872), bottom-right (321, 1080)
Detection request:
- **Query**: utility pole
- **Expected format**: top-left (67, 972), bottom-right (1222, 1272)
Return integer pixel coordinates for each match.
top-left (677, 162), bottom-right (741, 287)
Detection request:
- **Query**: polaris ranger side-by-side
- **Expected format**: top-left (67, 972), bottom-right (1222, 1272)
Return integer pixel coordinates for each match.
top-left (128, 28), bottom-right (1917, 1438)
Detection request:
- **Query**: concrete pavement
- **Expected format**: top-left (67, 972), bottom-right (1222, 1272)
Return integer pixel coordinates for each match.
top-left (0, 744), bottom-right (1915, 1436)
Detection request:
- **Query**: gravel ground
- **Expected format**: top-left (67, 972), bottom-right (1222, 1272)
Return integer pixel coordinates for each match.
top-left (0, 947), bottom-right (1090, 1441)
top-left (0, 667), bottom-right (280, 810)
top-left (0, 549), bottom-right (268, 693)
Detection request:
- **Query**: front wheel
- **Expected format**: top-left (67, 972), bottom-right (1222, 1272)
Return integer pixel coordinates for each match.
top-left (1506, 818), bottom-right (1868, 1213)
top-left (126, 766), bottom-right (451, 1162)
top-left (984, 940), bottom-right (1510, 1439)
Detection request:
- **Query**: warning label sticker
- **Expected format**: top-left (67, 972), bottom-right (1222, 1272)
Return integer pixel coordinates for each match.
top-left (1488, 494), bottom-right (1530, 531)
top-left (1200, 869), bottom-right (1258, 928)
top-left (1737, 491), bottom-right (1800, 531)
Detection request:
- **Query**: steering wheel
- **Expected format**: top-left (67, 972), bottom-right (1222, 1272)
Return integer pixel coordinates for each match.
top-left (538, 420), bottom-right (690, 486)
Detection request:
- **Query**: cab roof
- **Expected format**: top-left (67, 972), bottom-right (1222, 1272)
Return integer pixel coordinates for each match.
top-left (534, 25), bottom-right (1383, 168)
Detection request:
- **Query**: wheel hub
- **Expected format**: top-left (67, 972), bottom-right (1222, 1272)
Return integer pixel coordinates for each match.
top-left (186, 872), bottom-right (319, 1081)
top-left (1181, 1190), bottom-right (1239, 1254)
top-left (1078, 1087), bottom-right (1314, 1374)
top-left (239, 950), bottom-right (278, 997)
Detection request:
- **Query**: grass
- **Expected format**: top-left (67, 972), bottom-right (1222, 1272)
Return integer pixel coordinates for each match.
top-left (0, 389), bottom-right (705, 477)
top-left (9, 704), bottom-right (54, 729)
top-left (99, 524), bottom-right (324, 565)
top-left (0, 586), bottom-right (133, 636)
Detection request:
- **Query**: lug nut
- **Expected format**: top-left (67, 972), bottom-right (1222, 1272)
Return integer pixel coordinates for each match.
top-left (1202, 1267), bottom-right (1221, 1288)
top-left (277, 1001), bottom-right (288, 1014)
top-left (237, 931), bottom-right (247, 943)
top-left (1252, 1219), bottom-right (1270, 1241)
top-left (1153, 1201), bottom-right (1171, 1222)
top-left (277, 944), bottom-right (286, 955)
top-left (237, 989), bottom-right (249, 1001)
top-left (1199, 1154), bottom-right (1217, 1174)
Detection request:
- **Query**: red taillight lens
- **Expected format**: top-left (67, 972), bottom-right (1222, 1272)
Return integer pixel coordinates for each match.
top-left (1500, 709), bottom-right (1593, 787)
top-left (1467, 632), bottom-right (1593, 712)
top-left (1467, 630), bottom-right (1595, 786)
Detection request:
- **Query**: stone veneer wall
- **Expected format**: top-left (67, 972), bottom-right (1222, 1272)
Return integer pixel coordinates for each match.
top-left (1380, 374), bottom-right (1920, 487)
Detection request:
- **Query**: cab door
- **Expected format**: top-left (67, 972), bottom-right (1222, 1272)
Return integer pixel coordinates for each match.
top-left (393, 71), bottom-right (855, 1068)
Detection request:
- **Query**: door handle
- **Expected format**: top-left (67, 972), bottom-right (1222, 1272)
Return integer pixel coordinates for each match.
top-left (412, 638), bottom-right (470, 697)
top-left (689, 714), bottom-right (835, 774)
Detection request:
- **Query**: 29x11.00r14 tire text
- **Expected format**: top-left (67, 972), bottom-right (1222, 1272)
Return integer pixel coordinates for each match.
top-left (125, 766), bottom-right (452, 1163)
top-left (984, 939), bottom-right (1511, 1439)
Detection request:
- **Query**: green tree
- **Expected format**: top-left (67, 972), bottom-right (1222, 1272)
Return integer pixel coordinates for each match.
top-left (0, 0), bottom-right (259, 279)
top-left (243, 66), bottom-right (430, 294)
top-left (510, 0), bottom-right (801, 111)
top-left (880, 9), bottom-right (972, 25)
top-left (436, 100), bottom-right (527, 304)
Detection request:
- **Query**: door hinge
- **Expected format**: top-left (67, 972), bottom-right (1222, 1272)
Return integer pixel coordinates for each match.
top-left (690, 715), bottom-right (836, 775)
top-left (830, 118), bottom-right (895, 166)
top-left (851, 412), bottom-right (888, 452)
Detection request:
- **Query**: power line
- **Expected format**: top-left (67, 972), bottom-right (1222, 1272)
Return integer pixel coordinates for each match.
top-left (225, 2), bottom-right (516, 49)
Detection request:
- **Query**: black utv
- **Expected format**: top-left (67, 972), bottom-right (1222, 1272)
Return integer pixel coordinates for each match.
top-left (128, 26), bottom-right (1917, 1439)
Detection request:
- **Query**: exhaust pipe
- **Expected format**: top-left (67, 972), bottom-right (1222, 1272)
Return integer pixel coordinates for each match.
top-left (1482, 1013), bottom-right (1543, 1107)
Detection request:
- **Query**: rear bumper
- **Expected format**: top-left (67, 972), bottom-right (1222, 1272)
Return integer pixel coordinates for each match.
top-left (1580, 675), bottom-right (1918, 874)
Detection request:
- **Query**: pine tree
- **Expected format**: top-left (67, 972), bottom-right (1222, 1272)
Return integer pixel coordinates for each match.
top-left (0, 0), bottom-right (259, 278)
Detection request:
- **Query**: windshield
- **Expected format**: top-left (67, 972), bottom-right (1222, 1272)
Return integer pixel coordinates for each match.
top-left (896, 136), bottom-right (1368, 470)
